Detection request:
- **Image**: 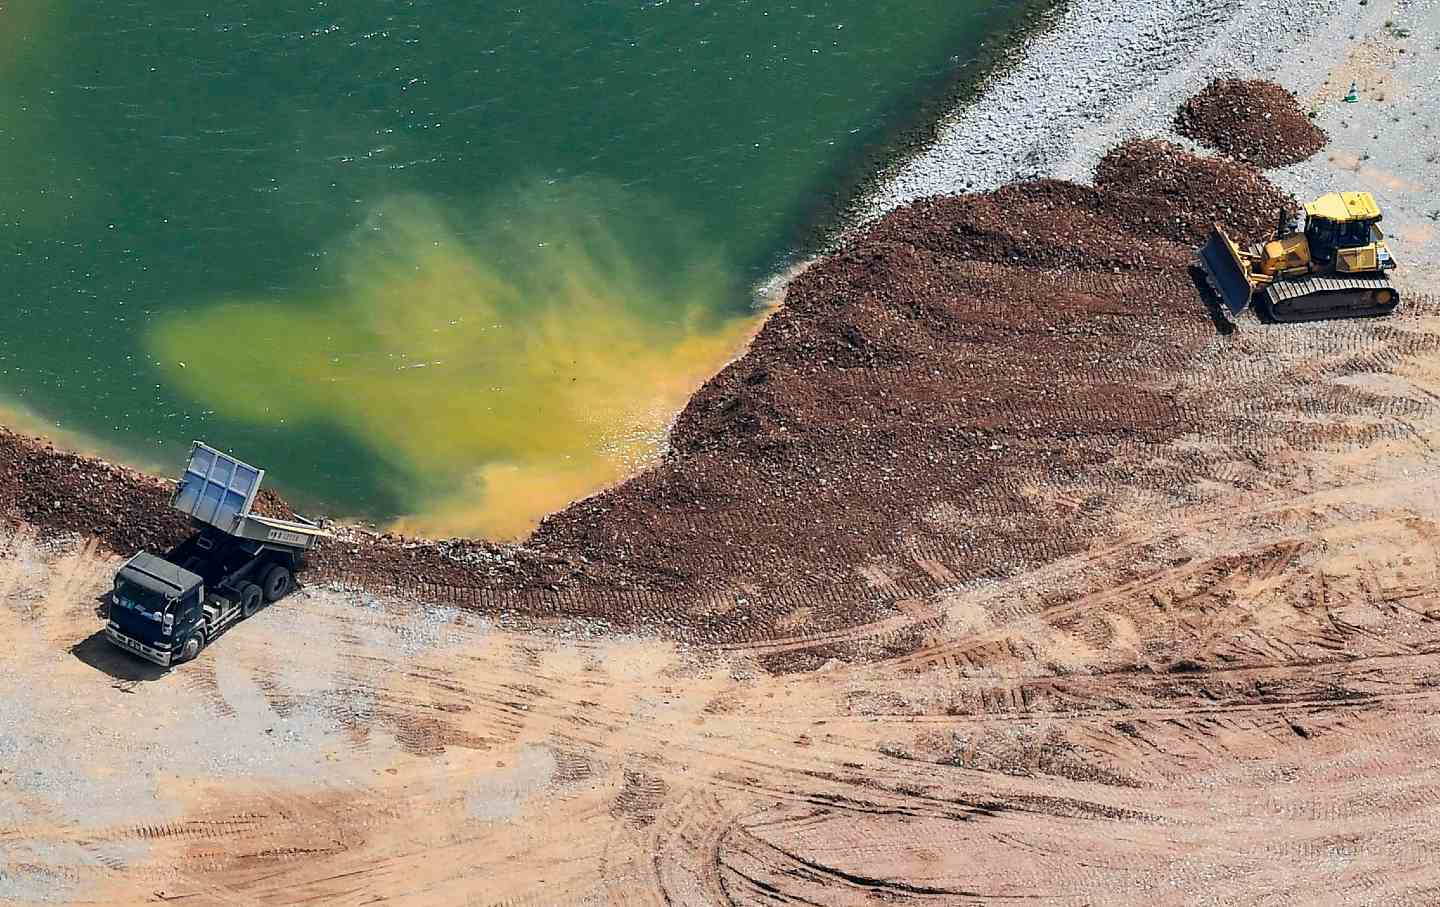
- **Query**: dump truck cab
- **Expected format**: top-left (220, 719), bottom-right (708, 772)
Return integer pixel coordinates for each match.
top-left (107, 552), bottom-right (203, 666)
top-left (103, 442), bottom-right (326, 668)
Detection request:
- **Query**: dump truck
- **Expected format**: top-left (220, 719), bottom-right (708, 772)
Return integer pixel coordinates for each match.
top-left (104, 442), bottom-right (327, 667)
top-left (1198, 191), bottom-right (1400, 322)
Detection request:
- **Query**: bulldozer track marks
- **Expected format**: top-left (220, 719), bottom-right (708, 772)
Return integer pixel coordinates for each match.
top-left (303, 291), bottom-right (1440, 672)
top-left (712, 479), bottom-right (1439, 674)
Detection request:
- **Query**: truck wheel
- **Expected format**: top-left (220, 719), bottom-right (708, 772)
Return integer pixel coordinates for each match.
top-left (261, 565), bottom-right (292, 603)
top-left (241, 583), bottom-right (264, 618)
top-left (179, 628), bottom-right (206, 663)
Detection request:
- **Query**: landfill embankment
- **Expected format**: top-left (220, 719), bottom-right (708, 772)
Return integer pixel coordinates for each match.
top-left (1, 79), bottom-right (1337, 656)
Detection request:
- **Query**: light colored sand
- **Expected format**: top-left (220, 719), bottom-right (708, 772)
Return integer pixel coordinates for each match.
top-left (6, 336), bottom-right (1440, 903)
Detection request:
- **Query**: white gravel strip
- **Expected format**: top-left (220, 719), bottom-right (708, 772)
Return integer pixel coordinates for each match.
top-left (856, 0), bottom-right (1353, 219)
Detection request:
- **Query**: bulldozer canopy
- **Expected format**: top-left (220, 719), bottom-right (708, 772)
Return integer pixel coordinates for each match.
top-left (1305, 192), bottom-right (1381, 222)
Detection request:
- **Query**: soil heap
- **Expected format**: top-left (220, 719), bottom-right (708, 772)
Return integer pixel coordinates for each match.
top-left (1175, 78), bottom-right (1328, 168)
top-left (521, 140), bottom-right (1291, 646)
top-left (0, 429), bottom-right (190, 555)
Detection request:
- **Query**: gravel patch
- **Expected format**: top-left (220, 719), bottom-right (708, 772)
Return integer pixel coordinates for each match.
top-left (1268, 0), bottom-right (1440, 279)
top-left (857, 0), bottom-right (1348, 216)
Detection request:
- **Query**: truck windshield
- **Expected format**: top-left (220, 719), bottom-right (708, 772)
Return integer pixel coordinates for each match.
top-left (112, 583), bottom-right (173, 618)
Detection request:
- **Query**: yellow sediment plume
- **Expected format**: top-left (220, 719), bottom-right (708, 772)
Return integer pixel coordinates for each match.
top-left (150, 185), bottom-right (768, 539)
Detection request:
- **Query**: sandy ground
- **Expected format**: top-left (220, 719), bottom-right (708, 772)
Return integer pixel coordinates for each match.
top-left (6, 310), bottom-right (1440, 905)
top-left (5, 2), bottom-right (1440, 906)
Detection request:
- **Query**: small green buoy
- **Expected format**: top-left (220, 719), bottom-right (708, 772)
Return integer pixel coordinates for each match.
top-left (1343, 80), bottom-right (1360, 103)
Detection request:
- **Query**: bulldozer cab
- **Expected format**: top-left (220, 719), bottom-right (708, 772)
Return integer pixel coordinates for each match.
top-left (1303, 192), bottom-right (1382, 267)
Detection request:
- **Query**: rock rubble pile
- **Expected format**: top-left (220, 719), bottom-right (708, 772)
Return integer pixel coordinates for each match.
top-left (1175, 78), bottom-right (1328, 168)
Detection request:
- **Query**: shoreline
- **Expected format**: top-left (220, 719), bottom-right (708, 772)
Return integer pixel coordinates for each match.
top-left (4, 0), bottom-right (1434, 543)
top-left (0, 397), bottom-right (172, 477)
top-left (786, 0), bottom-right (1435, 322)
top-left (774, 0), bottom-right (1068, 265)
top-left (836, 0), bottom-right (1435, 314)
top-left (0, 0), bottom-right (1072, 539)
top-left (854, 0), bottom-right (1349, 217)
top-left (8, 6), bottom-right (1440, 903)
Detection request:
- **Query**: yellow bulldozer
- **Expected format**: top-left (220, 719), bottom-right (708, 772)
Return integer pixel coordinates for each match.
top-left (1198, 191), bottom-right (1399, 322)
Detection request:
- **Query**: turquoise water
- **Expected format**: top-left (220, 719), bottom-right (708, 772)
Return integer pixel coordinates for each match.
top-left (0, 0), bottom-right (1037, 535)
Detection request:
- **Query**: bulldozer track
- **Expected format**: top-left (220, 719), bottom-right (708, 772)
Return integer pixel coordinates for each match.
top-left (1263, 274), bottom-right (1400, 322)
top-left (823, 685), bottom-right (1440, 727)
top-left (708, 474), bottom-right (1438, 669)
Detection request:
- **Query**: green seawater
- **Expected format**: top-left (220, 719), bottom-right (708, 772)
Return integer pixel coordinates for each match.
top-left (1, 0), bottom-right (1037, 536)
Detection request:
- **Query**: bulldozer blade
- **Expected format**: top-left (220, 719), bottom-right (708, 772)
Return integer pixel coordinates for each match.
top-left (1197, 229), bottom-right (1256, 320)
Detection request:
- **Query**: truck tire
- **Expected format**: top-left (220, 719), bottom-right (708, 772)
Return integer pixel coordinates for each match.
top-left (261, 565), bottom-right (292, 603)
top-left (178, 627), bottom-right (206, 663)
top-left (241, 583), bottom-right (264, 618)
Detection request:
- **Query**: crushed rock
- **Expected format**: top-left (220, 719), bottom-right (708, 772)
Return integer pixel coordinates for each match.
top-left (1175, 78), bottom-right (1328, 168)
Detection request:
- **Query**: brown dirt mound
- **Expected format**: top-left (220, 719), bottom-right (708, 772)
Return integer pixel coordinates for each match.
top-left (1094, 139), bottom-right (1294, 246)
top-left (1174, 78), bottom-right (1327, 168)
top-left (248, 488), bottom-right (297, 521)
top-left (0, 141), bottom-right (1296, 649)
top-left (526, 190), bottom-right (1220, 639)
top-left (0, 430), bottom-right (191, 555)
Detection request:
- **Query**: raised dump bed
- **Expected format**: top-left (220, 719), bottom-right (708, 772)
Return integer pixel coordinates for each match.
top-left (107, 441), bottom-right (328, 667)
top-left (171, 441), bottom-right (326, 549)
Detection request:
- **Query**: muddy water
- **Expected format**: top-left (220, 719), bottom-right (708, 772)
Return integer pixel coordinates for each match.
top-left (150, 189), bottom-right (765, 537)
top-left (1, 0), bottom-right (1038, 536)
